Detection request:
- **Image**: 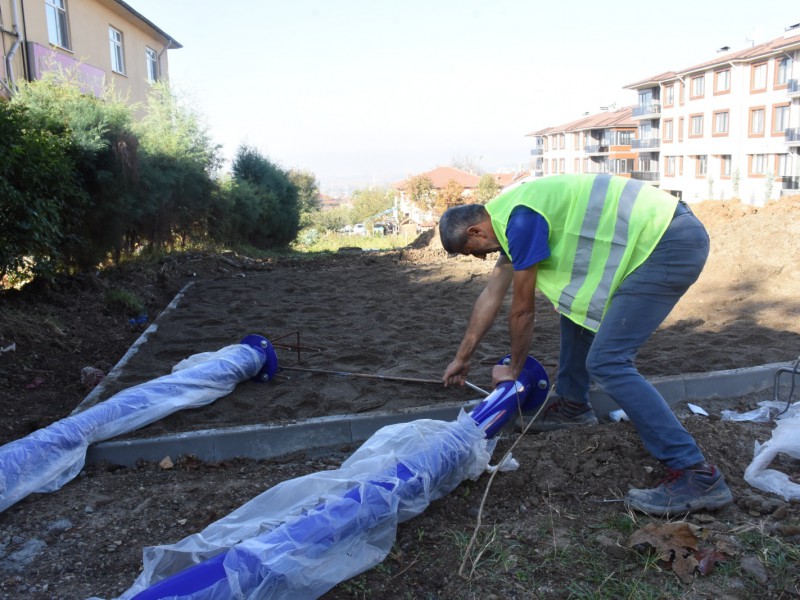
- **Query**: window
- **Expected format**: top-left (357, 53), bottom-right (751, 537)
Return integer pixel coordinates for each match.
top-left (663, 119), bottom-right (673, 142)
top-left (664, 85), bottom-right (674, 106)
top-left (773, 104), bottom-right (790, 134)
top-left (696, 155), bottom-right (707, 177)
top-left (690, 75), bottom-right (705, 98)
top-left (749, 107), bottom-right (765, 136)
top-left (689, 114), bottom-right (704, 137)
top-left (750, 154), bottom-right (767, 175)
top-left (751, 62), bottom-right (767, 92)
top-left (713, 111), bottom-right (729, 136)
top-left (665, 156), bottom-right (676, 176)
top-left (45, 0), bottom-right (70, 49)
top-left (617, 130), bottom-right (633, 145)
top-left (775, 57), bottom-right (791, 87)
top-left (714, 69), bottom-right (730, 94)
top-left (109, 27), bottom-right (125, 74)
top-left (145, 47), bottom-right (158, 82)
top-left (721, 155), bottom-right (731, 178)
top-left (777, 154), bottom-right (791, 177)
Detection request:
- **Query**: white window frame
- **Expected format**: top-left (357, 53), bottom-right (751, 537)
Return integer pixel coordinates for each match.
top-left (776, 57), bottom-right (791, 86)
top-left (145, 47), bottom-right (158, 83)
top-left (697, 155), bottom-right (707, 176)
top-left (109, 26), bottom-right (125, 74)
top-left (750, 108), bottom-right (765, 135)
top-left (751, 154), bottom-right (767, 174)
top-left (45, 0), bottom-right (70, 49)
top-left (752, 63), bottom-right (767, 90)
top-left (777, 154), bottom-right (791, 177)
top-left (773, 105), bottom-right (790, 133)
top-left (714, 111), bottom-right (729, 134)
top-left (691, 75), bottom-right (705, 97)
top-left (721, 155), bottom-right (732, 177)
top-left (715, 69), bottom-right (730, 93)
top-left (690, 115), bottom-right (704, 136)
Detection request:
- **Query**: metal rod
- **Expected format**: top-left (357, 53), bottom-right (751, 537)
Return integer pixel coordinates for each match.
top-left (280, 365), bottom-right (489, 396)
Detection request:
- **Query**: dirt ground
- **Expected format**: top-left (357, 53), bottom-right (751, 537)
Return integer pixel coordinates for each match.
top-left (1, 196), bottom-right (799, 599)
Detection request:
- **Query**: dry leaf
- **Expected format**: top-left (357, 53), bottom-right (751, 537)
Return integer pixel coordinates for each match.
top-left (695, 547), bottom-right (727, 576)
top-left (629, 522), bottom-right (701, 582)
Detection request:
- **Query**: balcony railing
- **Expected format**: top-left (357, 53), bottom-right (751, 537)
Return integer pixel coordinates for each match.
top-left (632, 103), bottom-right (661, 118)
top-left (631, 171), bottom-right (660, 182)
top-left (631, 138), bottom-right (661, 150)
top-left (788, 79), bottom-right (800, 95)
top-left (584, 144), bottom-right (610, 154)
top-left (785, 127), bottom-right (800, 144)
top-left (782, 176), bottom-right (799, 190)
top-left (530, 148), bottom-right (544, 156)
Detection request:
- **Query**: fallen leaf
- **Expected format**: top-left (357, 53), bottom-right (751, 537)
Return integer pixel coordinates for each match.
top-left (629, 522), bottom-right (701, 582)
top-left (695, 547), bottom-right (727, 576)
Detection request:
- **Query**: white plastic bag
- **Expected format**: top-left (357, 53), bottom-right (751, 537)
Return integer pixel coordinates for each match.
top-left (743, 415), bottom-right (800, 501)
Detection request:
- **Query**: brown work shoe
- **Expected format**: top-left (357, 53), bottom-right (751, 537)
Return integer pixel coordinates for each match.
top-left (515, 396), bottom-right (598, 432)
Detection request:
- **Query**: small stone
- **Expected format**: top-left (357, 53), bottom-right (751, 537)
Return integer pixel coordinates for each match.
top-left (159, 456), bottom-right (174, 470)
top-left (740, 554), bottom-right (769, 584)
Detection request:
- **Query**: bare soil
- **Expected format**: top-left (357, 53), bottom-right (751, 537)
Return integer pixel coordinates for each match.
top-left (1, 197), bottom-right (799, 599)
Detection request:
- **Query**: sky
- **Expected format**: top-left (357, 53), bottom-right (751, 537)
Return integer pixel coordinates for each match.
top-left (124, 0), bottom-right (799, 193)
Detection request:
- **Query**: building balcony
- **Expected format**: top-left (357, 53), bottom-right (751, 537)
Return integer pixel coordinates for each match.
top-left (631, 171), bottom-right (660, 182)
top-left (533, 169), bottom-right (544, 177)
top-left (788, 79), bottom-right (800, 97)
top-left (584, 144), bottom-right (610, 155)
top-left (632, 103), bottom-right (661, 119)
top-left (786, 127), bottom-right (800, 145)
top-left (631, 138), bottom-right (661, 151)
top-left (530, 148), bottom-right (544, 156)
top-left (782, 176), bottom-right (799, 190)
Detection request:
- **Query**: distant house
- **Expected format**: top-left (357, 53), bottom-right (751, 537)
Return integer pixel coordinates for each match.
top-left (0, 0), bottom-right (181, 107)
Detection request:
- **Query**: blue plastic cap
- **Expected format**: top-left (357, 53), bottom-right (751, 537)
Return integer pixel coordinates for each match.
top-left (239, 334), bottom-right (279, 383)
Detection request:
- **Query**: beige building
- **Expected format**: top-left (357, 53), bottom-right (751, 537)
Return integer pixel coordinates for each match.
top-left (624, 27), bottom-right (800, 203)
top-left (1, 0), bottom-right (180, 106)
top-left (527, 107), bottom-right (637, 179)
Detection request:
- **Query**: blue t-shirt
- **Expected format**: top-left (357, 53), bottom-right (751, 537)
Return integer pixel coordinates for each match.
top-left (504, 206), bottom-right (550, 270)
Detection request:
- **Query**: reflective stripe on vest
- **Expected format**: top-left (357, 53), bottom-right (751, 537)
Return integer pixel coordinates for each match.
top-left (559, 175), bottom-right (645, 328)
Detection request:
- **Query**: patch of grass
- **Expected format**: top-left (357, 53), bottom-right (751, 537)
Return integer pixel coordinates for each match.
top-left (104, 287), bottom-right (145, 316)
top-left (292, 231), bottom-right (414, 253)
top-left (735, 523), bottom-right (800, 594)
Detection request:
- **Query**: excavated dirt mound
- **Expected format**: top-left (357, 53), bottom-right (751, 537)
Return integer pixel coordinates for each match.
top-left (0, 196), bottom-right (799, 599)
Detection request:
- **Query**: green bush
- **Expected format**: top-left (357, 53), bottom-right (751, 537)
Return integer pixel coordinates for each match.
top-left (0, 101), bottom-right (87, 282)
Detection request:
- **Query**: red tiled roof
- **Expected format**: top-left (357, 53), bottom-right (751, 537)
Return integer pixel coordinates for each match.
top-left (625, 31), bottom-right (800, 88)
top-left (393, 166), bottom-right (481, 190)
top-left (526, 106), bottom-right (635, 137)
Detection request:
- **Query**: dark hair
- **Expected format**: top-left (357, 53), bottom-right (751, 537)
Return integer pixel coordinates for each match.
top-left (438, 204), bottom-right (487, 253)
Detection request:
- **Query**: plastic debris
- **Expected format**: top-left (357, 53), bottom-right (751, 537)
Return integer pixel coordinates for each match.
top-left (744, 415), bottom-right (800, 500)
top-left (0, 343), bottom-right (15, 354)
top-left (687, 403), bottom-right (709, 416)
top-left (609, 409), bottom-right (629, 422)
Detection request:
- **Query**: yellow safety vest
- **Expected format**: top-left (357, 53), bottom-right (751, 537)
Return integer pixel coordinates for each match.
top-left (485, 174), bottom-right (678, 331)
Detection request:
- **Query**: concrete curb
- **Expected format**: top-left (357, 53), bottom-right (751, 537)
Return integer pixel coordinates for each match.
top-left (71, 282), bottom-right (195, 415)
top-left (86, 360), bottom-right (795, 466)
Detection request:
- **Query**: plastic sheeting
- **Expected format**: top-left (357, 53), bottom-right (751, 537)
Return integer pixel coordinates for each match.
top-left (114, 410), bottom-right (494, 600)
top-left (0, 344), bottom-right (264, 513)
top-left (744, 414), bottom-right (800, 500)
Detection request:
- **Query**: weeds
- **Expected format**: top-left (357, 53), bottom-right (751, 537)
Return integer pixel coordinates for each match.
top-left (104, 287), bottom-right (145, 315)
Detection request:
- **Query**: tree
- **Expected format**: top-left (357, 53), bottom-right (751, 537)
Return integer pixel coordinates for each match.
top-left (351, 187), bottom-right (394, 224)
top-left (288, 169), bottom-right (321, 227)
top-left (405, 175), bottom-right (434, 214)
top-left (475, 174), bottom-right (500, 204)
top-left (436, 179), bottom-right (464, 213)
top-left (136, 83), bottom-right (221, 249)
top-left (227, 144), bottom-right (300, 248)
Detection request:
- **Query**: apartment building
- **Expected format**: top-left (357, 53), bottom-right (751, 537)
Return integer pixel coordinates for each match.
top-left (0, 0), bottom-right (180, 106)
top-left (624, 27), bottom-right (800, 203)
top-left (527, 107), bottom-right (637, 179)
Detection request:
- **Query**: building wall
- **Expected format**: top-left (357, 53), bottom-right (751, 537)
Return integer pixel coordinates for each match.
top-left (1, 0), bottom-right (174, 107)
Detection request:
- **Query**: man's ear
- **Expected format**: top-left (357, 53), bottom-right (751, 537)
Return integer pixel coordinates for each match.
top-left (466, 224), bottom-right (486, 238)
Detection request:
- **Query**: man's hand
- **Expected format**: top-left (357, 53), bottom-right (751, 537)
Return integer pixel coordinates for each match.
top-left (443, 357), bottom-right (471, 387)
top-left (492, 364), bottom-right (515, 388)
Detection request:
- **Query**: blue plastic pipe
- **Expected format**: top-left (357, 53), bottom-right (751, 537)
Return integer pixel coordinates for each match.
top-left (128, 355), bottom-right (549, 600)
top-left (0, 336), bottom-right (277, 514)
